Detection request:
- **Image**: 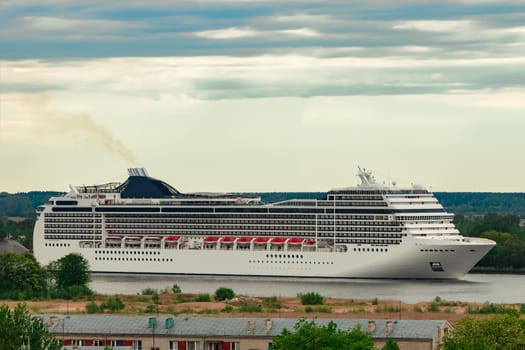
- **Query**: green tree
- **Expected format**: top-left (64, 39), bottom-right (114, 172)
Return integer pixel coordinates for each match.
top-left (440, 310), bottom-right (525, 350)
top-left (300, 292), bottom-right (324, 305)
top-left (382, 338), bottom-right (400, 350)
top-left (272, 319), bottom-right (376, 350)
top-left (215, 287), bottom-right (235, 301)
top-left (0, 253), bottom-right (48, 299)
top-left (54, 253), bottom-right (91, 289)
top-left (172, 284), bottom-right (182, 293)
top-left (0, 303), bottom-right (61, 350)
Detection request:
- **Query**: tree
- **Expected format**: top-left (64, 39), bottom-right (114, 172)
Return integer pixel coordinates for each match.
top-left (0, 253), bottom-right (48, 299)
top-left (440, 310), bottom-right (525, 350)
top-left (54, 253), bottom-right (91, 289)
top-left (272, 319), bottom-right (376, 350)
top-left (47, 253), bottom-right (92, 299)
top-left (0, 303), bottom-right (61, 350)
top-left (382, 338), bottom-right (400, 350)
top-left (215, 287), bottom-right (235, 301)
top-left (172, 284), bottom-right (181, 293)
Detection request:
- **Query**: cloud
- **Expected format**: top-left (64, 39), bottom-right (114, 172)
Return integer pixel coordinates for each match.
top-left (193, 27), bottom-right (258, 39)
top-left (19, 16), bottom-right (144, 33)
top-left (393, 20), bottom-right (474, 32)
top-left (2, 54), bottom-right (524, 104)
top-left (193, 26), bottom-right (321, 40)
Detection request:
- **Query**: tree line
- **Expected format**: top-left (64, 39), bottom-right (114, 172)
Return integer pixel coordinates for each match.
top-left (0, 252), bottom-right (92, 300)
top-left (2, 191), bottom-right (525, 218)
top-left (455, 214), bottom-right (525, 270)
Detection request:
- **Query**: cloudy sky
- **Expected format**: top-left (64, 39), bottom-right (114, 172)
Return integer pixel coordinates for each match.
top-left (1, 0), bottom-right (524, 193)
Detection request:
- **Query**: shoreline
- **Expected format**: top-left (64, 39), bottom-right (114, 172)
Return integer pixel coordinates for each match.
top-left (2, 293), bottom-right (521, 326)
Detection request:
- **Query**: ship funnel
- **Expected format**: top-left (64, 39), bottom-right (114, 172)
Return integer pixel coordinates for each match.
top-left (128, 168), bottom-right (149, 177)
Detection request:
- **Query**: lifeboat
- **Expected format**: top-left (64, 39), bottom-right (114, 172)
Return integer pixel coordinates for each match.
top-left (164, 236), bottom-right (180, 241)
top-left (271, 237), bottom-right (286, 244)
top-left (203, 236), bottom-right (220, 243)
top-left (220, 237), bottom-right (236, 243)
top-left (106, 235), bottom-right (122, 240)
top-left (254, 237), bottom-right (270, 244)
top-left (287, 237), bottom-right (304, 244)
top-left (236, 237), bottom-right (253, 244)
top-left (304, 239), bottom-right (316, 245)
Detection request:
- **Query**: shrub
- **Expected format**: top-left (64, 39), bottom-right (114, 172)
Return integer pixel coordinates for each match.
top-left (372, 297), bottom-right (379, 305)
top-left (520, 304), bottom-right (525, 314)
top-left (215, 287), bottom-right (235, 301)
top-left (239, 303), bottom-right (262, 313)
top-left (262, 296), bottom-right (281, 311)
top-left (86, 300), bottom-right (100, 314)
top-left (299, 292), bottom-right (324, 305)
top-left (427, 302), bottom-right (440, 312)
top-left (195, 294), bottom-right (211, 302)
top-left (52, 285), bottom-right (93, 300)
top-left (305, 306), bottom-right (313, 313)
top-left (141, 288), bottom-right (157, 295)
top-left (467, 302), bottom-right (513, 314)
top-left (222, 305), bottom-right (234, 313)
top-left (172, 284), bottom-right (182, 294)
top-left (314, 306), bottom-right (332, 313)
top-left (144, 304), bottom-right (156, 313)
top-left (413, 305), bottom-right (423, 313)
top-left (101, 296), bottom-right (125, 312)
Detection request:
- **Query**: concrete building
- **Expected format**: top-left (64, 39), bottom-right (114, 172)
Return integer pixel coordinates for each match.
top-left (41, 315), bottom-right (451, 350)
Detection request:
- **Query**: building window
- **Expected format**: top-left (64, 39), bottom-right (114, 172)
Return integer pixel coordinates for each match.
top-left (187, 341), bottom-right (199, 350)
top-left (169, 341), bottom-right (178, 350)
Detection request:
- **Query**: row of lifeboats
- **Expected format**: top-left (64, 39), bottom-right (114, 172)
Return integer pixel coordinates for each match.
top-left (202, 236), bottom-right (315, 245)
top-left (106, 235), bottom-right (316, 245)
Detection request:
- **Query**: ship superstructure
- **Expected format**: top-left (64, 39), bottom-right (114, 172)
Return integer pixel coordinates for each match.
top-left (33, 168), bottom-right (495, 279)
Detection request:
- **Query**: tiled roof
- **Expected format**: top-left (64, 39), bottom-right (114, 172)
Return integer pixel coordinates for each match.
top-left (41, 315), bottom-right (447, 340)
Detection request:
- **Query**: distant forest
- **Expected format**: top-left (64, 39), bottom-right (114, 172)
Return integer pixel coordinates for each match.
top-left (258, 192), bottom-right (525, 217)
top-left (1, 191), bottom-right (525, 218)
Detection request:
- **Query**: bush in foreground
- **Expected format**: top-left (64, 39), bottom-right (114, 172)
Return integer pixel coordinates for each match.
top-left (215, 287), bottom-right (235, 301)
top-left (299, 292), bottom-right (324, 305)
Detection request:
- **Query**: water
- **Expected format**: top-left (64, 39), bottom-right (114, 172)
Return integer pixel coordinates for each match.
top-left (90, 273), bottom-right (525, 304)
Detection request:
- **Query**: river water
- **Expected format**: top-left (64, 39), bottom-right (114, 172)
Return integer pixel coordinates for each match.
top-left (90, 273), bottom-right (525, 304)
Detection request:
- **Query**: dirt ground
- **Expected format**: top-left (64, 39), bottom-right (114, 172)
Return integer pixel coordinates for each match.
top-left (1, 293), bottom-right (504, 326)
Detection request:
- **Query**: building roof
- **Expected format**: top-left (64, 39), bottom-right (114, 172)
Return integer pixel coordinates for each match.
top-left (0, 239), bottom-right (30, 254)
top-left (42, 315), bottom-right (448, 340)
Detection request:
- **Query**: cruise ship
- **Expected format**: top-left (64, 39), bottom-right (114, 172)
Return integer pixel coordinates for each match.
top-left (33, 168), bottom-right (495, 279)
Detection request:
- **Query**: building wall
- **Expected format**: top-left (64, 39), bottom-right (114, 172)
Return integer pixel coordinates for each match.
top-left (64, 334), bottom-right (441, 350)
